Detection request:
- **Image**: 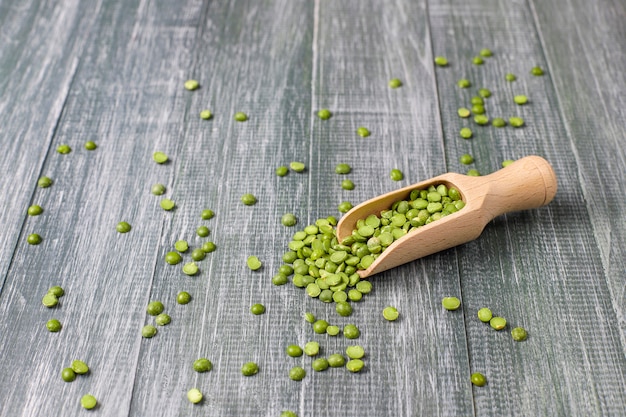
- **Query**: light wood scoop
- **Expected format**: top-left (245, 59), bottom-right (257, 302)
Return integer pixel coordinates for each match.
top-left (336, 155), bottom-right (557, 278)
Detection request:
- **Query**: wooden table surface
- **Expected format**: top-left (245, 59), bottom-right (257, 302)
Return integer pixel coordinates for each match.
top-left (1, 0), bottom-right (624, 416)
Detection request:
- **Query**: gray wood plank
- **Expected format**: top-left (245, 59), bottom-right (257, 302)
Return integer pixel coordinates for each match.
top-left (0, 0), bottom-right (98, 292)
top-left (428, 0), bottom-right (626, 415)
top-left (530, 0), bottom-right (626, 353)
top-left (127, 0), bottom-right (317, 416)
top-left (0, 0), bottom-right (204, 415)
top-left (307, 1), bottom-right (474, 416)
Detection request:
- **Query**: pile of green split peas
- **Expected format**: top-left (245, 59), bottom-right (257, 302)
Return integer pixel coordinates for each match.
top-left (436, 49), bottom-right (546, 174)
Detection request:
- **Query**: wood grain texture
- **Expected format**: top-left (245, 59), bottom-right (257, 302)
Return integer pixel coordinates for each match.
top-left (0, 0), bottom-right (624, 416)
top-left (428, 0), bottom-right (626, 415)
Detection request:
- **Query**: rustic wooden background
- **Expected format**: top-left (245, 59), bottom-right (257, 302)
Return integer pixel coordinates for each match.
top-left (0, 0), bottom-right (624, 416)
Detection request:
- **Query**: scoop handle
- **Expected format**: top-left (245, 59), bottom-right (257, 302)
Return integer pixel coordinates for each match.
top-left (467, 155), bottom-right (558, 219)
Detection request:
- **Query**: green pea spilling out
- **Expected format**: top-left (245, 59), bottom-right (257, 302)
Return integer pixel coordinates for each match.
top-left (277, 184), bottom-right (465, 305)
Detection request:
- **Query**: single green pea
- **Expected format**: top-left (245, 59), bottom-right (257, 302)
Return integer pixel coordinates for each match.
top-left (471, 104), bottom-right (485, 115)
top-left (247, 256), bottom-right (262, 270)
top-left (511, 327), bottom-right (528, 341)
top-left (182, 262), bottom-right (199, 276)
top-left (356, 127), bottom-right (370, 137)
top-left (442, 296), bottom-right (461, 311)
top-left (501, 159), bottom-right (515, 167)
top-left (312, 320), bottom-right (329, 334)
top-left (80, 394), bottom-right (97, 410)
top-left (505, 73), bottom-right (517, 82)
top-left (234, 112), bottom-right (248, 122)
top-left (346, 359), bottom-right (365, 373)
top-left (199, 109), bottom-right (212, 120)
top-left (174, 240), bottom-right (188, 253)
top-left (467, 169), bottom-right (481, 176)
top-left (460, 154), bottom-right (474, 165)
top-left (434, 56), bottom-right (448, 66)
top-left (341, 179), bottom-right (355, 190)
top-left (478, 88), bottom-right (491, 98)
top-left (142, 324), bottom-right (157, 338)
top-left (177, 291), bottom-right (191, 304)
top-left (116, 222), bottom-right (131, 233)
top-left (196, 226), bottom-right (210, 237)
top-left (56, 144), bottom-right (72, 154)
top-left (184, 79), bottom-right (200, 90)
top-left (382, 306), bottom-right (399, 321)
top-left (160, 198), bottom-right (175, 211)
top-left (281, 213), bottom-right (297, 227)
top-left (460, 127), bottom-right (472, 139)
top-left (304, 312), bottom-right (315, 323)
top-left (343, 324), bottom-right (360, 339)
top-left (479, 48), bottom-right (493, 57)
top-left (472, 56), bottom-right (484, 65)
top-left (201, 209), bottom-right (215, 220)
top-left (241, 193), bottom-right (257, 206)
top-left (514, 95), bottom-right (528, 105)
top-left (281, 412), bottom-right (298, 417)
top-left (338, 201), bottom-right (353, 213)
top-left (61, 367), bottom-right (76, 382)
top-left (155, 313), bottom-right (171, 326)
top-left (474, 115), bottom-right (489, 125)
top-left (202, 241), bottom-right (216, 253)
top-left (153, 151), bottom-right (168, 164)
top-left (151, 183), bottom-right (166, 195)
top-left (326, 325), bottom-right (340, 336)
top-left (335, 301), bottom-right (353, 317)
top-left (492, 117), bottom-right (506, 127)
top-left (346, 345), bottom-right (365, 359)
top-left (327, 354), bottom-right (346, 368)
top-left (304, 341), bottom-right (320, 356)
top-left (531, 66), bottom-right (544, 76)
top-left (317, 109), bottom-right (332, 120)
top-left (27, 205), bottom-right (43, 216)
top-left (312, 358), bottom-right (329, 372)
top-left (187, 388), bottom-right (203, 404)
top-left (193, 358), bottom-right (213, 372)
top-left (390, 169), bottom-right (404, 181)
top-left (71, 360), bottom-right (89, 375)
top-left (48, 285), bottom-right (64, 297)
top-left (347, 289), bottom-right (362, 302)
top-left (289, 366), bottom-right (306, 381)
top-left (46, 318), bottom-right (62, 332)
top-left (335, 163), bottom-right (351, 174)
top-left (37, 176), bottom-right (53, 188)
top-left (165, 251), bottom-right (182, 265)
top-left (84, 141), bottom-right (97, 150)
top-left (146, 301), bottom-right (164, 316)
top-left (470, 96), bottom-right (484, 106)
top-left (42, 293), bottom-right (58, 308)
top-left (490, 316), bottom-right (507, 330)
top-left (290, 161), bottom-right (306, 172)
top-left (458, 107), bottom-right (471, 118)
top-left (355, 280), bottom-right (372, 294)
top-left (241, 361), bottom-right (259, 376)
top-left (477, 307), bottom-right (493, 322)
top-left (27, 233), bottom-right (43, 245)
top-left (471, 372), bottom-right (487, 387)
top-left (274, 165), bottom-right (289, 178)
top-left (457, 78), bottom-right (471, 88)
top-left (388, 78), bottom-right (402, 88)
top-left (250, 303), bottom-right (266, 315)
top-left (286, 345), bottom-right (303, 357)
top-left (272, 273), bottom-right (288, 285)
top-left (190, 249), bottom-right (205, 262)
top-left (509, 117), bottom-right (525, 127)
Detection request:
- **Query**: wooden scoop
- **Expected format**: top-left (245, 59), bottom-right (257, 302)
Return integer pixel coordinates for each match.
top-left (336, 155), bottom-right (557, 278)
